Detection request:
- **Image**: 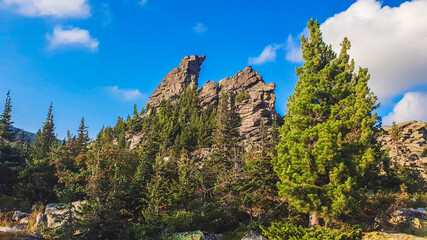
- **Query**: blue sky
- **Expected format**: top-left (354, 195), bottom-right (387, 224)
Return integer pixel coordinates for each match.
top-left (1, 0), bottom-right (426, 139)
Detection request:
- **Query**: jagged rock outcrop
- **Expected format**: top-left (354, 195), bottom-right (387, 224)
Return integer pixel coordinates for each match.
top-left (139, 55), bottom-right (277, 145)
top-left (146, 55), bottom-right (206, 108)
top-left (218, 66), bottom-right (276, 140)
top-left (198, 66), bottom-right (277, 140)
top-left (378, 121), bottom-right (427, 176)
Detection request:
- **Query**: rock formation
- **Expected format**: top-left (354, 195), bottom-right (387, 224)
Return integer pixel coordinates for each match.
top-left (146, 55), bottom-right (205, 108)
top-left (198, 66), bottom-right (277, 141)
top-left (141, 55), bottom-right (278, 144)
top-left (218, 66), bottom-right (276, 140)
top-left (378, 121), bottom-right (427, 176)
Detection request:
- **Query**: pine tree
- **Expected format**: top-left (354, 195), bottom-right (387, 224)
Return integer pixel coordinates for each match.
top-left (237, 118), bottom-right (280, 221)
top-left (66, 130), bottom-right (73, 143)
top-left (273, 19), bottom-right (381, 226)
top-left (133, 104), bottom-right (139, 119)
top-left (212, 91), bottom-right (242, 175)
top-left (201, 92), bottom-right (242, 205)
top-left (32, 103), bottom-right (56, 160)
top-left (18, 131), bottom-right (26, 145)
top-left (17, 103), bottom-right (58, 203)
top-left (77, 117), bottom-right (90, 148)
top-left (0, 90), bottom-right (15, 143)
top-left (0, 93), bottom-right (24, 196)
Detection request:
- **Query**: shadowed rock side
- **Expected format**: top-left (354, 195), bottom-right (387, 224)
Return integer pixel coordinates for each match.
top-left (146, 55), bottom-right (206, 108)
top-left (378, 121), bottom-right (427, 178)
top-left (217, 66), bottom-right (276, 140)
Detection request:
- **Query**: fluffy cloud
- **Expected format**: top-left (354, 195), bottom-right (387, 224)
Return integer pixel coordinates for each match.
top-left (47, 26), bottom-right (99, 51)
top-left (320, 0), bottom-right (427, 100)
top-left (383, 92), bottom-right (427, 125)
top-left (284, 35), bottom-right (303, 63)
top-left (106, 86), bottom-right (146, 102)
top-left (193, 23), bottom-right (207, 34)
top-left (248, 44), bottom-right (283, 66)
top-left (2, 0), bottom-right (90, 18)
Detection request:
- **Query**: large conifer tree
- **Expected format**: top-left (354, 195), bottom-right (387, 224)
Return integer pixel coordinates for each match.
top-left (17, 103), bottom-right (58, 203)
top-left (0, 90), bottom-right (15, 143)
top-left (274, 19), bottom-right (381, 226)
top-left (32, 103), bottom-right (56, 160)
top-left (77, 117), bottom-right (90, 148)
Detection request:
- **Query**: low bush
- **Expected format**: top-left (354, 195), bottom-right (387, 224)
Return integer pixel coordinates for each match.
top-left (261, 221), bottom-right (362, 240)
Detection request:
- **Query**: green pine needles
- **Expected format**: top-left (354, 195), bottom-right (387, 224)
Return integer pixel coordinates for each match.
top-left (273, 19), bottom-right (383, 226)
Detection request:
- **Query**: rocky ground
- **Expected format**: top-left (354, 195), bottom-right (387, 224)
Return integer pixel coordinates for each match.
top-left (363, 232), bottom-right (427, 240)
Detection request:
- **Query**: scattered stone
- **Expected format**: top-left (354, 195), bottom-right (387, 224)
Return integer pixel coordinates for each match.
top-left (35, 213), bottom-right (47, 229)
top-left (214, 234), bottom-right (224, 240)
top-left (171, 230), bottom-right (218, 240)
top-left (0, 227), bottom-right (40, 239)
top-left (45, 201), bottom-right (85, 228)
top-left (18, 217), bottom-right (29, 224)
top-left (241, 230), bottom-right (267, 240)
top-left (12, 211), bottom-right (29, 222)
top-left (363, 231), bottom-right (426, 240)
top-left (391, 209), bottom-right (424, 219)
top-left (388, 208), bottom-right (427, 230)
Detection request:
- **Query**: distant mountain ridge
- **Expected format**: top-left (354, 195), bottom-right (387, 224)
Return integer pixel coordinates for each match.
top-left (11, 126), bottom-right (36, 142)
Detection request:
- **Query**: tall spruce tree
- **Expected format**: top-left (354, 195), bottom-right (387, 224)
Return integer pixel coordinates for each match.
top-left (273, 19), bottom-right (381, 226)
top-left (204, 92), bottom-right (242, 185)
top-left (17, 103), bottom-right (58, 203)
top-left (0, 91), bottom-right (25, 197)
top-left (77, 117), bottom-right (90, 148)
top-left (32, 103), bottom-right (56, 160)
top-left (0, 90), bottom-right (15, 143)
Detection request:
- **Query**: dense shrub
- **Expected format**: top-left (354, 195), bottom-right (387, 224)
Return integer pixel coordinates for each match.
top-left (261, 221), bottom-right (362, 240)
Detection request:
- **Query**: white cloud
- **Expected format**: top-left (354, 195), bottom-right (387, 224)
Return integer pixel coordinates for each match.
top-left (193, 23), bottom-right (207, 34)
top-left (47, 26), bottom-right (99, 51)
top-left (285, 36), bottom-right (302, 63)
top-left (2, 0), bottom-right (90, 18)
top-left (383, 92), bottom-right (427, 125)
top-left (106, 86), bottom-right (146, 101)
top-left (284, 28), bottom-right (308, 63)
top-left (248, 44), bottom-right (283, 66)
top-left (320, 0), bottom-right (427, 100)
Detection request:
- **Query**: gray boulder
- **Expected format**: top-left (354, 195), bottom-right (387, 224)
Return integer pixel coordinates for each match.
top-left (241, 231), bottom-right (267, 240)
top-left (45, 201), bottom-right (85, 228)
top-left (12, 210), bottom-right (29, 222)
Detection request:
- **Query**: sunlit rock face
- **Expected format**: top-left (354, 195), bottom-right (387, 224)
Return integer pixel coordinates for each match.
top-left (146, 55), bottom-right (206, 109)
top-left (138, 56), bottom-right (278, 144)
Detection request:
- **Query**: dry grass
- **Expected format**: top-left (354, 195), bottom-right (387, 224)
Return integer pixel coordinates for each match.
top-left (25, 204), bottom-right (45, 233)
top-left (0, 211), bottom-right (14, 228)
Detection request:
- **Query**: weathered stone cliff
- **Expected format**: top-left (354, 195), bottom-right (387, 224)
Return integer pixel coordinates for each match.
top-left (378, 121), bottom-right (427, 176)
top-left (143, 55), bottom-right (277, 143)
top-left (146, 55), bottom-right (206, 108)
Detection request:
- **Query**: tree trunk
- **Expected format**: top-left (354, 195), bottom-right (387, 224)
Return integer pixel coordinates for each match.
top-left (309, 212), bottom-right (319, 228)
